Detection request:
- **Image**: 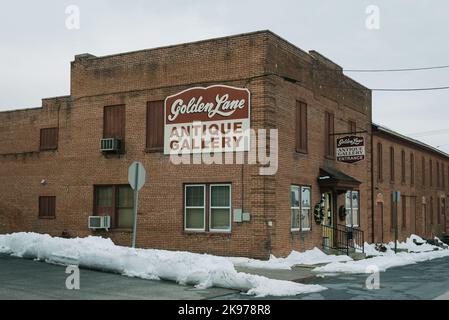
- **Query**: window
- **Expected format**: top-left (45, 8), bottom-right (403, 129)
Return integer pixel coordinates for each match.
top-left (94, 185), bottom-right (134, 229)
top-left (437, 162), bottom-right (441, 188)
top-left (324, 111), bottom-right (335, 158)
top-left (345, 191), bottom-right (360, 227)
top-left (209, 185), bottom-right (231, 232)
top-left (401, 195), bottom-right (407, 228)
top-left (377, 143), bottom-right (383, 182)
top-left (348, 120), bottom-right (357, 134)
top-left (442, 165), bottom-right (446, 189)
top-left (146, 101), bottom-right (164, 150)
top-left (295, 101), bottom-right (308, 153)
top-left (390, 147), bottom-right (395, 183)
top-left (39, 196), bottom-right (56, 218)
top-left (429, 159), bottom-right (433, 187)
top-left (185, 185), bottom-right (205, 231)
top-left (40, 128), bottom-right (59, 151)
top-left (184, 184), bottom-right (231, 232)
top-left (410, 153), bottom-right (415, 185)
top-left (401, 150), bottom-right (406, 184)
top-left (291, 186), bottom-right (312, 231)
top-left (430, 196), bottom-right (434, 225)
top-left (103, 105), bottom-right (125, 139)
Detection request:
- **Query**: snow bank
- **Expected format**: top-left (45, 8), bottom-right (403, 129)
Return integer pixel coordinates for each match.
top-left (229, 248), bottom-right (352, 270)
top-left (313, 235), bottom-right (449, 274)
top-left (0, 232), bottom-right (325, 297)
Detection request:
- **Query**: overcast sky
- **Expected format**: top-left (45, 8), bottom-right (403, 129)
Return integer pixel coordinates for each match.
top-left (1, 1), bottom-right (448, 151)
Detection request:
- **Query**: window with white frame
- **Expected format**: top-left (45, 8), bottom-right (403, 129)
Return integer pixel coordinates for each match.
top-left (210, 184), bottom-right (231, 232)
top-left (345, 190), bottom-right (360, 227)
top-left (184, 184), bottom-right (231, 232)
top-left (185, 185), bottom-right (205, 231)
top-left (291, 185), bottom-right (312, 231)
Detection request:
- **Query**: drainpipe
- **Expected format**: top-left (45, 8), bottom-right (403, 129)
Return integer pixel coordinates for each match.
top-left (371, 126), bottom-right (375, 244)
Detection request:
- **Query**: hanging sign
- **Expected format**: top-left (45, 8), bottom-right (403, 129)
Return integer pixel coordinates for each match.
top-left (336, 136), bottom-right (365, 164)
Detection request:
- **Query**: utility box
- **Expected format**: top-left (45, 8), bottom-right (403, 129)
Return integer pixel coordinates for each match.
top-left (233, 209), bottom-right (243, 222)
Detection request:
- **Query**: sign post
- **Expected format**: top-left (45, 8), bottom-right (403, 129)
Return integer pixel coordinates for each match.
top-left (393, 191), bottom-right (401, 253)
top-left (128, 161), bottom-right (146, 248)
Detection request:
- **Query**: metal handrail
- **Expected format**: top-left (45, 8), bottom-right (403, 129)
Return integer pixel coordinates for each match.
top-left (322, 224), bottom-right (364, 255)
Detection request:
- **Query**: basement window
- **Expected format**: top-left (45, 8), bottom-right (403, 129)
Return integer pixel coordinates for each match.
top-left (39, 196), bottom-right (56, 219)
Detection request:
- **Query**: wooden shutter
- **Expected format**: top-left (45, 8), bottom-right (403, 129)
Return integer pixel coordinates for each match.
top-left (377, 143), bottom-right (383, 182)
top-left (146, 101), bottom-right (164, 150)
top-left (295, 101), bottom-right (307, 153)
top-left (401, 150), bottom-right (406, 183)
top-left (410, 153), bottom-right (415, 185)
top-left (39, 196), bottom-right (56, 218)
top-left (103, 105), bottom-right (125, 139)
top-left (348, 120), bottom-right (356, 134)
top-left (325, 112), bottom-right (335, 158)
top-left (429, 159), bottom-right (433, 187)
top-left (390, 147), bottom-right (395, 182)
top-left (40, 128), bottom-right (59, 151)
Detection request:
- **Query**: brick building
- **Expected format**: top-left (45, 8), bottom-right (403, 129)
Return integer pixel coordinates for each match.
top-left (372, 124), bottom-right (449, 243)
top-left (0, 30), bottom-right (444, 259)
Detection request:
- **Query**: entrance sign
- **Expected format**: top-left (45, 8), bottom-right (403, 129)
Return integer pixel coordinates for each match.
top-left (128, 161), bottom-right (146, 248)
top-left (336, 136), bottom-right (365, 164)
top-left (164, 85), bottom-right (251, 154)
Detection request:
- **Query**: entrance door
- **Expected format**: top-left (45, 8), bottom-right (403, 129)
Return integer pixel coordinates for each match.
top-left (375, 203), bottom-right (384, 243)
top-left (322, 192), bottom-right (334, 248)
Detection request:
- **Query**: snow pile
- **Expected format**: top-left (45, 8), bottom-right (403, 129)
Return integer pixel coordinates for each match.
top-left (229, 248), bottom-right (352, 270)
top-left (313, 235), bottom-right (449, 274)
top-left (0, 232), bottom-right (325, 297)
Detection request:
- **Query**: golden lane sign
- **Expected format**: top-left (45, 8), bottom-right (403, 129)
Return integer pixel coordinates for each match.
top-left (164, 85), bottom-right (251, 155)
top-left (336, 136), bottom-right (365, 164)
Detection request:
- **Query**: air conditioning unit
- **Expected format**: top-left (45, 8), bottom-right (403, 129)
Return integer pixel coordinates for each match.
top-left (101, 138), bottom-right (122, 152)
top-left (88, 216), bottom-right (111, 230)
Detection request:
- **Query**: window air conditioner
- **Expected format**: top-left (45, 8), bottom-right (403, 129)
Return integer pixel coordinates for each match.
top-left (88, 216), bottom-right (111, 230)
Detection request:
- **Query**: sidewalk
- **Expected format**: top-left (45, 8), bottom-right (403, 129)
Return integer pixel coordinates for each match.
top-left (235, 265), bottom-right (319, 283)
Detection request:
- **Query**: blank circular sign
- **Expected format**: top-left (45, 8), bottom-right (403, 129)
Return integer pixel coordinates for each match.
top-left (128, 161), bottom-right (146, 191)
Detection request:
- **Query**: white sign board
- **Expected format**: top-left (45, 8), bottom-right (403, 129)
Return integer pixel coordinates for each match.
top-left (128, 161), bottom-right (146, 191)
top-left (164, 85), bottom-right (251, 155)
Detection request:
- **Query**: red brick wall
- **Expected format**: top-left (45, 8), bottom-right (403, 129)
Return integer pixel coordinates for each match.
top-left (373, 131), bottom-right (449, 242)
top-left (0, 31), bottom-right (375, 259)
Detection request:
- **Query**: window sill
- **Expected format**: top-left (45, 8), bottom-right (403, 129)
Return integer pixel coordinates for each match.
top-left (38, 216), bottom-right (56, 220)
top-left (39, 148), bottom-right (58, 152)
top-left (295, 150), bottom-right (308, 155)
top-left (184, 231), bottom-right (232, 236)
top-left (145, 148), bottom-right (163, 153)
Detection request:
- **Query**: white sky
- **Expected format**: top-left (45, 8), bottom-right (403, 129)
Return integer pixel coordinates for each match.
top-left (1, 0), bottom-right (448, 151)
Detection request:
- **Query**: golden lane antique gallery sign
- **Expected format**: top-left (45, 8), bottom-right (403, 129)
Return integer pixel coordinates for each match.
top-left (336, 135), bottom-right (365, 164)
top-left (164, 85), bottom-right (251, 155)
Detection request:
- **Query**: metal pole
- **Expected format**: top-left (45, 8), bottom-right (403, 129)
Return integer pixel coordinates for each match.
top-left (132, 163), bottom-right (139, 248)
top-left (394, 201), bottom-right (398, 254)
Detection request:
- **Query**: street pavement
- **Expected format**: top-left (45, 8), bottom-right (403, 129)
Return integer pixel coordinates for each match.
top-left (1, 253), bottom-right (449, 300)
top-left (0, 254), bottom-right (236, 300)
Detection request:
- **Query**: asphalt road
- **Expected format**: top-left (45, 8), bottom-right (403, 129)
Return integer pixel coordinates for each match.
top-left (219, 256), bottom-right (449, 300)
top-left (0, 254), bottom-right (236, 300)
top-left (1, 253), bottom-right (449, 300)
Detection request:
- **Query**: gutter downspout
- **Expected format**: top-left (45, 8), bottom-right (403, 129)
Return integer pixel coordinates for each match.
top-left (371, 125), bottom-right (375, 243)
